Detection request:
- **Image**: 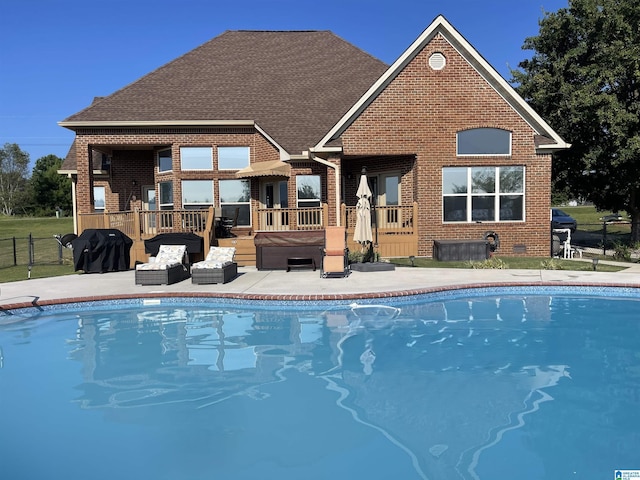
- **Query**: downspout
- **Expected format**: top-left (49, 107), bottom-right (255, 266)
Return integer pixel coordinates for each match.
top-left (311, 156), bottom-right (341, 226)
top-left (69, 174), bottom-right (78, 234)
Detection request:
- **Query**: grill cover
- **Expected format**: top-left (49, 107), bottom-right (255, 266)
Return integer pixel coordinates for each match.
top-left (71, 229), bottom-right (133, 273)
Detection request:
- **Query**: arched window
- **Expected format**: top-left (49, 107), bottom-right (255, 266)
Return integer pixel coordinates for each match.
top-left (457, 128), bottom-right (511, 156)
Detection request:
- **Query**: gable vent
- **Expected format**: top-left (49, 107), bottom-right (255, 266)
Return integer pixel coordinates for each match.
top-left (429, 52), bottom-right (446, 70)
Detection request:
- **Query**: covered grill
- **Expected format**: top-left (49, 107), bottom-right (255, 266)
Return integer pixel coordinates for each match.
top-left (71, 229), bottom-right (133, 273)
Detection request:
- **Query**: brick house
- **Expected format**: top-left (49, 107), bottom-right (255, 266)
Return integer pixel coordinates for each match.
top-left (59, 15), bottom-right (569, 266)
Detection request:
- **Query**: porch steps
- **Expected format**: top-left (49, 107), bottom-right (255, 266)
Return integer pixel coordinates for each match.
top-left (217, 236), bottom-right (256, 266)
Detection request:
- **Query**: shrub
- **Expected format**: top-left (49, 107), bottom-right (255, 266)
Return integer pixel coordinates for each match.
top-left (541, 258), bottom-right (563, 270)
top-left (466, 257), bottom-right (508, 269)
top-left (612, 242), bottom-right (632, 261)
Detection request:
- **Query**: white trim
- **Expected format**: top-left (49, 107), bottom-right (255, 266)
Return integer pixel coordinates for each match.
top-left (58, 119), bottom-right (256, 128)
top-left (315, 15), bottom-right (570, 152)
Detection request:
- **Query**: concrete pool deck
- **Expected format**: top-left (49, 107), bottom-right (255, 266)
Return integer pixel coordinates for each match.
top-left (2, 259), bottom-right (640, 309)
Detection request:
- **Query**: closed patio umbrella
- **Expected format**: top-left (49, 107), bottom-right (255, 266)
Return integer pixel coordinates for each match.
top-left (353, 173), bottom-right (373, 247)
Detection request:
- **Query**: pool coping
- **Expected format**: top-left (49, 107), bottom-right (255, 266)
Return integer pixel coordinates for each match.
top-left (2, 280), bottom-right (640, 313)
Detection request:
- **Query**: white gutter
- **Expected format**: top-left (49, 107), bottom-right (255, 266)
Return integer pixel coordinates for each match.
top-left (311, 155), bottom-right (341, 226)
top-left (58, 119), bottom-right (256, 128)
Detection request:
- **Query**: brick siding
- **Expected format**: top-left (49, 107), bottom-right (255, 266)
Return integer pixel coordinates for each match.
top-left (340, 34), bottom-right (552, 257)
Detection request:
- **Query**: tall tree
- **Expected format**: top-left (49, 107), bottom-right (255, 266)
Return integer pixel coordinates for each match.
top-left (0, 143), bottom-right (30, 215)
top-left (512, 0), bottom-right (640, 240)
top-left (30, 154), bottom-right (72, 215)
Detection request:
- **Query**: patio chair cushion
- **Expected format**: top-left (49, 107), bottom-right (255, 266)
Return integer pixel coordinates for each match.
top-left (136, 245), bottom-right (187, 271)
top-left (192, 247), bottom-right (236, 269)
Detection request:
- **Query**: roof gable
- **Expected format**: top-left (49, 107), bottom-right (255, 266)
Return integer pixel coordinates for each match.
top-left (60, 31), bottom-right (388, 156)
top-left (315, 15), bottom-right (570, 153)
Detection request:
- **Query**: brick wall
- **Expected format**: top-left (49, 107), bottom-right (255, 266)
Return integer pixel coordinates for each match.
top-left (340, 34), bottom-right (552, 257)
top-left (73, 127), bottom-right (281, 217)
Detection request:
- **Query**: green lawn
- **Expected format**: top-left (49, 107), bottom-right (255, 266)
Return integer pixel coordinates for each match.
top-left (0, 216), bottom-right (77, 282)
top-left (390, 255), bottom-right (624, 272)
top-left (0, 213), bottom-right (630, 283)
top-left (560, 205), bottom-right (631, 233)
top-left (0, 216), bottom-right (74, 237)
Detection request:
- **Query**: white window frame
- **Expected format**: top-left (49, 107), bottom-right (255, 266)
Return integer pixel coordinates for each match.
top-left (158, 149), bottom-right (172, 172)
top-left (180, 147), bottom-right (213, 171)
top-left (296, 175), bottom-right (321, 208)
top-left (181, 180), bottom-right (214, 209)
top-left (442, 166), bottom-right (525, 223)
top-left (93, 186), bottom-right (105, 211)
top-left (457, 128), bottom-right (512, 156)
top-left (218, 146), bottom-right (250, 170)
top-left (159, 181), bottom-right (173, 210)
top-left (219, 179), bottom-right (251, 226)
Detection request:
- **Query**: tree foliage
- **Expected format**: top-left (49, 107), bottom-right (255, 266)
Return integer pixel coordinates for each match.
top-left (30, 154), bottom-right (72, 216)
top-left (0, 143), bottom-right (30, 215)
top-left (512, 0), bottom-right (640, 239)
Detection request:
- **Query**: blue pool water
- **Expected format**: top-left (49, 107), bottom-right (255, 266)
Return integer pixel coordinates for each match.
top-left (1, 288), bottom-right (639, 480)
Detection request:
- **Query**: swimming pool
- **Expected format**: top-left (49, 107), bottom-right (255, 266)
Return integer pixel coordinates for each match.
top-left (1, 287), bottom-right (639, 480)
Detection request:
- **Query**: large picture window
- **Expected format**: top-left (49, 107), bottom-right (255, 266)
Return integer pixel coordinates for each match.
top-left (443, 166), bottom-right (524, 222)
top-left (218, 147), bottom-right (249, 170)
top-left (457, 128), bottom-right (511, 156)
top-left (180, 147), bottom-right (212, 170)
top-left (219, 179), bottom-right (250, 226)
top-left (181, 180), bottom-right (214, 209)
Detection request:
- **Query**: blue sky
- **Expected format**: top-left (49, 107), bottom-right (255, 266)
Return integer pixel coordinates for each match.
top-left (0, 0), bottom-right (568, 169)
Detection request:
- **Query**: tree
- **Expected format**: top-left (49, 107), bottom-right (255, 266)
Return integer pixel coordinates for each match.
top-left (0, 143), bottom-right (30, 215)
top-left (512, 0), bottom-right (640, 240)
top-left (30, 154), bottom-right (72, 216)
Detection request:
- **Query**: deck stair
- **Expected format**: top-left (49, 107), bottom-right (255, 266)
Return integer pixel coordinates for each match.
top-left (217, 236), bottom-right (256, 266)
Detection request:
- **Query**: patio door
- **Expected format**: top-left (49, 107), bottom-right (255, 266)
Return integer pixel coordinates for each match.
top-left (142, 185), bottom-right (157, 234)
top-left (262, 181), bottom-right (289, 229)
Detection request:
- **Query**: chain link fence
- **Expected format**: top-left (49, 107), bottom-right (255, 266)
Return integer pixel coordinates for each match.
top-left (0, 235), bottom-right (74, 269)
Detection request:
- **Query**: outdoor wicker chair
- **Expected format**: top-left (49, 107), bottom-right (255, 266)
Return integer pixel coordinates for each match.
top-left (191, 246), bottom-right (238, 284)
top-left (135, 244), bottom-right (190, 285)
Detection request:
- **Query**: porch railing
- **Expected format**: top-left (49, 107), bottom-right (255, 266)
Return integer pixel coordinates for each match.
top-left (78, 207), bottom-right (215, 242)
top-left (78, 203), bottom-right (417, 259)
top-left (255, 205), bottom-right (328, 231)
top-left (342, 203), bottom-right (416, 235)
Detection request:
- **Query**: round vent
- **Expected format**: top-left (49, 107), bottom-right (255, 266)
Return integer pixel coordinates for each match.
top-left (429, 52), bottom-right (446, 70)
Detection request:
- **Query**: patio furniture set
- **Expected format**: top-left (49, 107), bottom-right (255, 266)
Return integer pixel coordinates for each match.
top-left (134, 226), bottom-right (350, 285)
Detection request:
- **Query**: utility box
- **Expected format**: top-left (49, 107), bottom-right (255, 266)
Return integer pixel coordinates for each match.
top-left (433, 239), bottom-right (489, 261)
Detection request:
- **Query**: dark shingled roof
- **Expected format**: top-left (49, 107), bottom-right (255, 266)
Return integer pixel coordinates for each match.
top-left (62, 31), bottom-right (388, 154)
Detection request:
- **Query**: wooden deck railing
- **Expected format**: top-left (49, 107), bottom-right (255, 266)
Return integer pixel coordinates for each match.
top-left (254, 204), bottom-right (328, 231)
top-left (78, 202), bottom-right (418, 260)
top-left (78, 207), bottom-right (215, 242)
top-left (342, 203), bottom-right (416, 235)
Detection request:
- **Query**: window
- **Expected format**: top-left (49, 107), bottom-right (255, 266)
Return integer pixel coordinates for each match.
top-left (182, 180), bottom-right (214, 209)
top-left (218, 146), bottom-right (249, 170)
top-left (159, 181), bottom-right (173, 210)
top-left (93, 186), bottom-right (105, 211)
top-left (219, 179), bottom-right (250, 226)
top-left (158, 149), bottom-right (172, 172)
top-left (457, 128), bottom-right (511, 156)
top-left (296, 175), bottom-right (321, 208)
top-left (443, 166), bottom-right (524, 222)
top-left (296, 175), bottom-right (321, 226)
top-left (180, 147), bottom-right (212, 170)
